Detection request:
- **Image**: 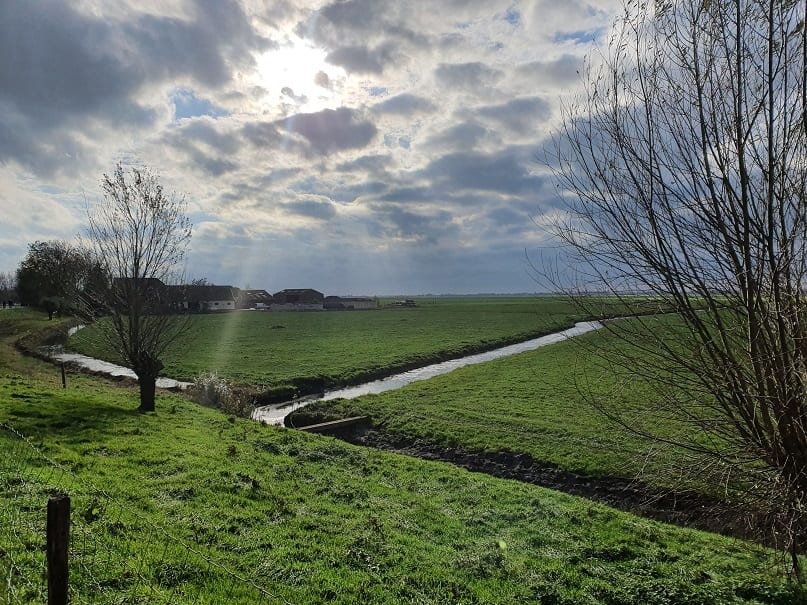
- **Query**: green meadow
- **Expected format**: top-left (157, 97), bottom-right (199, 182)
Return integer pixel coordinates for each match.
top-left (0, 310), bottom-right (801, 604)
top-left (69, 297), bottom-right (590, 392)
top-left (301, 324), bottom-right (691, 484)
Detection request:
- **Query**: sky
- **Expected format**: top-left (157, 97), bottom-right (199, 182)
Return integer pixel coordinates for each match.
top-left (0, 0), bottom-right (620, 296)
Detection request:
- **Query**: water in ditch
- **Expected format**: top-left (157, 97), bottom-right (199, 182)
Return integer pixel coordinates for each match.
top-left (41, 326), bottom-right (191, 389)
top-left (40, 321), bottom-right (603, 423)
top-left (251, 321), bottom-right (603, 425)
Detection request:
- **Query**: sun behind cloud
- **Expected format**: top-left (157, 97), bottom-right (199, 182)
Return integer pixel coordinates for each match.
top-left (254, 36), bottom-right (344, 113)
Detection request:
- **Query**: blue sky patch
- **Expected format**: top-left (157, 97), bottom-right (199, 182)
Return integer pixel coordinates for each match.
top-left (172, 89), bottom-right (229, 120)
top-left (554, 29), bottom-right (603, 45)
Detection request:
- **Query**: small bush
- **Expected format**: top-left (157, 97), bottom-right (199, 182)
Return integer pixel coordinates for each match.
top-left (189, 371), bottom-right (230, 408)
top-left (188, 372), bottom-right (256, 418)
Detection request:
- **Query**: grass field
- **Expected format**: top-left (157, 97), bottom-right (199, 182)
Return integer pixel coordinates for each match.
top-left (69, 297), bottom-right (590, 393)
top-left (0, 310), bottom-right (800, 604)
top-left (298, 324), bottom-right (690, 482)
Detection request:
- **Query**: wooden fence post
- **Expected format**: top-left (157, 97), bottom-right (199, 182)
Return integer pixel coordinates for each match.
top-left (47, 495), bottom-right (70, 605)
top-left (61, 363), bottom-right (66, 389)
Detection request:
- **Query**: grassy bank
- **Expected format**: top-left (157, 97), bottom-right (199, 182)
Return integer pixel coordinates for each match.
top-left (68, 297), bottom-right (586, 393)
top-left (297, 322), bottom-right (709, 489)
top-left (0, 310), bottom-right (800, 603)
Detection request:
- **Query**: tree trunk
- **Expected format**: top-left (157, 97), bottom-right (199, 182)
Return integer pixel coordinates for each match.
top-left (138, 374), bottom-right (156, 413)
top-left (135, 352), bottom-right (163, 413)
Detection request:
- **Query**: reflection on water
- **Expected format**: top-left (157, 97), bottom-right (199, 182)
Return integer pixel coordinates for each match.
top-left (252, 321), bottom-right (603, 426)
top-left (44, 321), bottom-right (602, 423)
top-left (41, 345), bottom-right (191, 390)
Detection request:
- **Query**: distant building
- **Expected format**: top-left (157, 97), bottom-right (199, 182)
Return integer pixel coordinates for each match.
top-left (111, 277), bottom-right (176, 311)
top-left (272, 289), bottom-right (324, 311)
top-left (324, 296), bottom-right (378, 310)
top-left (238, 289), bottom-right (273, 309)
top-left (174, 284), bottom-right (239, 312)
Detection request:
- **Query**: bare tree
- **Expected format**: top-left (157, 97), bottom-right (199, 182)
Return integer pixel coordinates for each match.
top-left (83, 164), bottom-right (192, 412)
top-left (551, 0), bottom-right (807, 575)
top-left (0, 271), bottom-right (16, 300)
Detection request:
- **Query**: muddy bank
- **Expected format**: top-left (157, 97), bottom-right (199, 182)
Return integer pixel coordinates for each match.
top-left (333, 425), bottom-right (758, 543)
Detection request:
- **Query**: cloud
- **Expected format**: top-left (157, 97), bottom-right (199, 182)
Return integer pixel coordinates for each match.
top-left (372, 94), bottom-right (436, 116)
top-left (367, 204), bottom-right (457, 244)
top-left (276, 107), bottom-right (377, 154)
top-left (241, 122), bottom-right (284, 149)
top-left (434, 62), bottom-right (504, 90)
top-left (326, 43), bottom-right (397, 74)
top-left (336, 154), bottom-right (393, 174)
top-left (284, 199), bottom-right (337, 220)
top-left (423, 122), bottom-right (498, 151)
top-left (514, 54), bottom-right (584, 87)
top-left (0, 0), bottom-right (622, 294)
top-left (476, 97), bottom-right (554, 132)
top-left (315, 71), bottom-right (332, 89)
top-left (281, 87), bottom-right (309, 104)
top-left (422, 149), bottom-right (546, 195)
top-left (0, 1), bottom-right (266, 176)
top-left (319, 0), bottom-right (386, 31)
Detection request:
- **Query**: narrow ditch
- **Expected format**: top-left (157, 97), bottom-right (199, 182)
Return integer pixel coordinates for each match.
top-left (314, 422), bottom-right (759, 544)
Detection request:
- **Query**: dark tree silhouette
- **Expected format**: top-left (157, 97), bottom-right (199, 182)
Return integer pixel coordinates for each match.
top-left (82, 164), bottom-right (192, 412)
top-left (552, 0), bottom-right (807, 576)
top-left (16, 241), bottom-right (96, 312)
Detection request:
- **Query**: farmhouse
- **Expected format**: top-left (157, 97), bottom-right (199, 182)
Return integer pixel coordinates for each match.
top-left (324, 296), bottom-right (378, 310)
top-left (177, 284), bottom-right (239, 312)
top-left (272, 288), bottom-right (324, 311)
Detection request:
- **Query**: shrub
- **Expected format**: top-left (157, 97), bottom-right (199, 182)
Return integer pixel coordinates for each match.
top-left (188, 372), bottom-right (255, 418)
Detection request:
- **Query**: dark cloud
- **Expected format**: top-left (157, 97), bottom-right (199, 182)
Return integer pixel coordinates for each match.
top-left (320, 0), bottom-right (385, 30)
top-left (367, 205), bottom-right (456, 244)
top-left (161, 119), bottom-right (241, 176)
top-left (174, 120), bottom-right (240, 153)
top-left (336, 154), bottom-right (393, 173)
top-left (185, 150), bottom-right (239, 177)
top-left (422, 149), bottom-right (546, 195)
top-left (310, 0), bottom-right (425, 43)
top-left (434, 62), bottom-right (504, 90)
top-left (476, 97), bottom-right (553, 132)
top-left (515, 54), bottom-right (583, 87)
top-left (241, 122), bottom-right (283, 148)
top-left (284, 199), bottom-right (337, 220)
top-left (487, 206), bottom-right (527, 227)
top-left (277, 108), bottom-right (377, 155)
top-left (281, 87), bottom-right (308, 104)
top-left (378, 187), bottom-right (432, 203)
top-left (314, 71), bottom-right (332, 89)
top-left (424, 122), bottom-right (497, 150)
top-left (326, 44), bottom-right (396, 74)
top-left (372, 94), bottom-right (437, 116)
top-left (0, 1), bottom-right (266, 175)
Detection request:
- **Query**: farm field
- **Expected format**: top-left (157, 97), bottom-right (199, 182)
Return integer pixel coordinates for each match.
top-left (69, 297), bottom-right (593, 392)
top-left (0, 311), bottom-right (800, 604)
top-left (297, 323), bottom-right (690, 483)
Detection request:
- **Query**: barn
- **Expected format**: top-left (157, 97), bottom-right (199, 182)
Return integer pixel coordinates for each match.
top-left (271, 289), bottom-right (324, 311)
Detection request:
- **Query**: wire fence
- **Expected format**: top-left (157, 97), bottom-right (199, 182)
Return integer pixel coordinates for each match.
top-left (0, 422), bottom-right (292, 605)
